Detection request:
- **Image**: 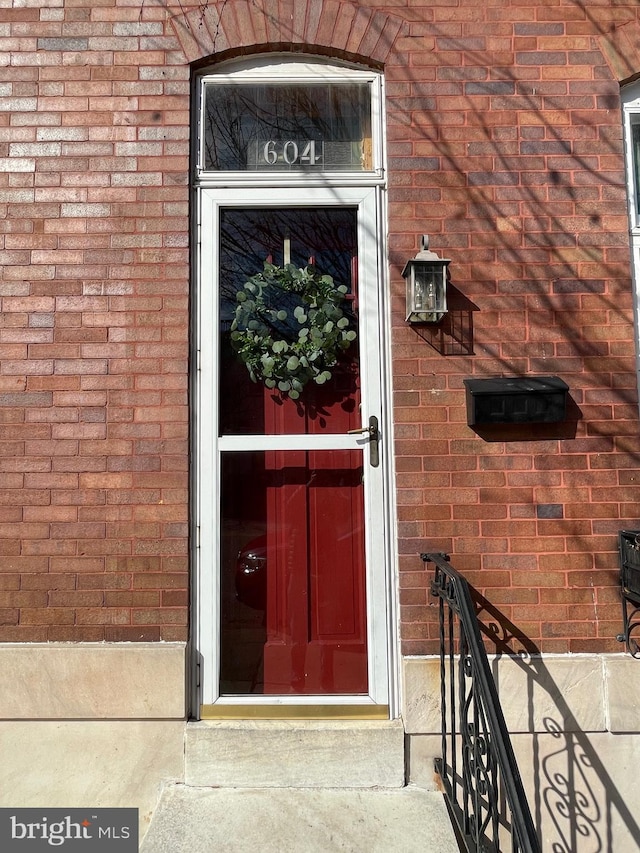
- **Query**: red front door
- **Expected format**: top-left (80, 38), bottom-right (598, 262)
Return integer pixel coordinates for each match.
top-left (218, 207), bottom-right (369, 695)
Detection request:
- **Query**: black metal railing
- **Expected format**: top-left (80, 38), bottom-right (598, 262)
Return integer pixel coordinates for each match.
top-left (423, 552), bottom-right (540, 853)
top-left (616, 530), bottom-right (640, 657)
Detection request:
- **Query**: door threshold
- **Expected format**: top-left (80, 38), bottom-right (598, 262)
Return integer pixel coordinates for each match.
top-left (200, 704), bottom-right (390, 720)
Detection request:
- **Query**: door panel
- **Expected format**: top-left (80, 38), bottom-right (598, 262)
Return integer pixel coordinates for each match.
top-left (262, 449), bottom-right (367, 694)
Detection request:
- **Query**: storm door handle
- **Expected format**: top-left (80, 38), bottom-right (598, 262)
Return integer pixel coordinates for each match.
top-left (348, 415), bottom-right (380, 467)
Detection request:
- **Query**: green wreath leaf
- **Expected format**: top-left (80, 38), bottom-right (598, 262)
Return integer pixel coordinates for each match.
top-left (230, 262), bottom-right (357, 398)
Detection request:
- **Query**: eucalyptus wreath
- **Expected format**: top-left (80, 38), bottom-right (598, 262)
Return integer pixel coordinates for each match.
top-left (229, 262), bottom-right (357, 399)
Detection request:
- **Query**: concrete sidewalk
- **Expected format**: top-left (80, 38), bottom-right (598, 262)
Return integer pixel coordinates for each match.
top-left (140, 784), bottom-right (459, 852)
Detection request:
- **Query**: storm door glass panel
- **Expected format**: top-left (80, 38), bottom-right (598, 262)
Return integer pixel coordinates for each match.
top-left (218, 205), bottom-right (368, 696)
top-left (203, 82), bottom-right (372, 171)
top-left (219, 450), bottom-right (367, 695)
top-left (219, 208), bottom-right (360, 436)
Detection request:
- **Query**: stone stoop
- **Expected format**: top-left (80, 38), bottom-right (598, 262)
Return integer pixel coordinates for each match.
top-left (140, 784), bottom-right (460, 853)
top-left (184, 719), bottom-right (407, 788)
top-left (139, 720), bottom-right (459, 851)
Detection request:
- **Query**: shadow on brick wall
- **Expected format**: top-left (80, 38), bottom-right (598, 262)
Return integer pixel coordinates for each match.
top-left (411, 284), bottom-right (477, 357)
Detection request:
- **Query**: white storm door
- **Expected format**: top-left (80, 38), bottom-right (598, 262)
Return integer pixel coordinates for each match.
top-left (196, 185), bottom-right (392, 710)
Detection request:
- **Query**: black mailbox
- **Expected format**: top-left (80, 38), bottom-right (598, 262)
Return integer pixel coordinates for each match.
top-left (463, 376), bottom-right (569, 426)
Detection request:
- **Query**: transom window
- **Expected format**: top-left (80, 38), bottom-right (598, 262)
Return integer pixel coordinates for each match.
top-left (203, 82), bottom-right (372, 171)
top-left (196, 57), bottom-right (383, 180)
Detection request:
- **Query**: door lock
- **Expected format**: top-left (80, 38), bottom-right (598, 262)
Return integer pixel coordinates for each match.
top-left (348, 415), bottom-right (379, 467)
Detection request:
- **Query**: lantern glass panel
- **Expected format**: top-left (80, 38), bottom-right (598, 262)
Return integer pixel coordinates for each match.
top-left (414, 264), bottom-right (441, 313)
top-left (406, 262), bottom-right (447, 322)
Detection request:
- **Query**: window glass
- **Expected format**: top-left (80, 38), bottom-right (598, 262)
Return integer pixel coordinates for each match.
top-left (219, 449), bottom-right (367, 695)
top-left (202, 82), bottom-right (372, 172)
top-left (218, 207), bottom-right (360, 436)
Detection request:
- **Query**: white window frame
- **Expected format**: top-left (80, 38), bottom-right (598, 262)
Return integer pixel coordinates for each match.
top-left (195, 55), bottom-right (385, 187)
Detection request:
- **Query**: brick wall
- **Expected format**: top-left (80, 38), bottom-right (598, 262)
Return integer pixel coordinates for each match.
top-left (386, 2), bottom-right (640, 655)
top-left (0, 0), bottom-right (190, 641)
top-left (1, 0), bottom-right (640, 653)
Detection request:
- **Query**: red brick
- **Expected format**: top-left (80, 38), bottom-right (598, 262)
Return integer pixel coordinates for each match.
top-left (105, 626), bottom-right (161, 641)
top-left (75, 608), bottom-right (131, 625)
top-left (77, 573), bottom-right (131, 590)
top-left (131, 607), bottom-right (186, 625)
top-left (20, 608), bottom-right (75, 625)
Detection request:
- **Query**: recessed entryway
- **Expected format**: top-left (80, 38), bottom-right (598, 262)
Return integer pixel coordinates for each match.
top-left (193, 56), bottom-right (396, 717)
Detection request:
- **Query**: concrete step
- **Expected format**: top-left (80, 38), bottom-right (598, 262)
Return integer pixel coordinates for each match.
top-left (140, 784), bottom-right (459, 853)
top-left (185, 719), bottom-right (406, 788)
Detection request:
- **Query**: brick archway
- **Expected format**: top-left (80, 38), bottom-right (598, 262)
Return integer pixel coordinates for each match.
top-left (600, 18), bottom-right (640, 83)
top-left (170, 0), bottom-right (407, 66)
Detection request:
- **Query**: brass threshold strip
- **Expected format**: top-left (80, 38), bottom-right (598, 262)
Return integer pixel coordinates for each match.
top-left (200, 704), bottom-right (390, 720)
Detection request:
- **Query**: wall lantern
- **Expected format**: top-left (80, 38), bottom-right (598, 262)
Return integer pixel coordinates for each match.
top-left (402, 235), bottom-right (451, 323)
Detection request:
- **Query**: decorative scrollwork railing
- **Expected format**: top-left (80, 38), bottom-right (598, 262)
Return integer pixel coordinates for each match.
top-left (424, 552), bottom-right (540, 853)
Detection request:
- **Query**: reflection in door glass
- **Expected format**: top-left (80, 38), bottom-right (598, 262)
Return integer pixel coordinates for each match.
top-left (220, 450), bottom-right (368, 695)
top-left (219, 208), bottom-right (360, 436)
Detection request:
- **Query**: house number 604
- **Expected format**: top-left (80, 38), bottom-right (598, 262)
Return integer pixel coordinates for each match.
top-left (262, 140), bottom-right (322, 166)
